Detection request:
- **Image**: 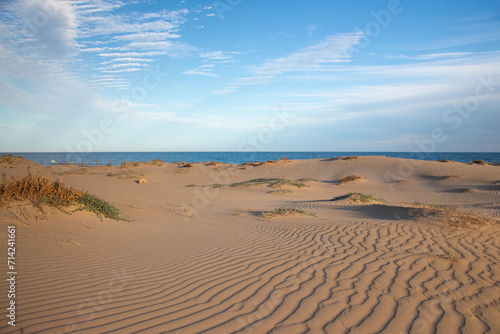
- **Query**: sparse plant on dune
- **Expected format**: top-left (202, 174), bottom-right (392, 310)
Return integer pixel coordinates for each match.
top-left (338, 175), bottom-right (363, 185)
top-left (459, 187), bottom-right (474, 193)
top-left (0, 168), bottom-right (128, 221)
top-left (261, 207), bottom-right (315, 219)
top-left (409, 204), bottom-right (498, 228)
top-left (270, 189), bottom-right (293, 195)
top-left (469, 160), bottom-right (490, 165)
top-left (436, 252), bottom-right (461, 263)
top-left (230, 178), bottom-right (310, 189)
top-left (331, 192), bottom-right (384, 203)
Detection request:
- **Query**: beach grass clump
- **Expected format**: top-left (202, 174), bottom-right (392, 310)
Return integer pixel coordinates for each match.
top-left (0, 168), bottom-right (83, 208)
top-left (459, 187), bottom-right (474, 193)
top-left (75, 192), bottom-right (127, 221)
top-left (338, 175), bottom-right (363, 185)
top-left (183, 163), bottom-right (193, 168)
top-left (436, 252), bottom-right (461, 263)
top-left (329, 156), bottom-right (358, 161)
top-left (331, 192), bottom-right (384, 203)
top-left (297, 177), bottom-right (317, 182)
top-left (186, 184), bottom-right (198, 187)
top-left (261, 207), bottom-right (315, 219)
top-left (106, 171), bottom-right (143, 179)
top-left (438, 159), bottom-right (457, 163)
top-left (0, 169), bottom-right (127, 221)
top-left (270, 189), bottom-right (293, 195)
top-left (469, 160), bottom-right (489, 165)
top-left (409, 205), bottom-right (498, 228)
top-left (230, 178), bottom-right (309, 189)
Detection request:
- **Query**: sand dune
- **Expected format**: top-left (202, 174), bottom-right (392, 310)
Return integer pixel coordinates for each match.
top-left (0, 156), bottom-right (499, 333)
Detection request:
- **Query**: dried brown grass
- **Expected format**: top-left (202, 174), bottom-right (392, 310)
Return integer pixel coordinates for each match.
top-left (409, 204), bottom-right (499, 228)
top-left (338, 175), bottom-right (363, 185)
top-left (0, 168), bottom-right (82, 209)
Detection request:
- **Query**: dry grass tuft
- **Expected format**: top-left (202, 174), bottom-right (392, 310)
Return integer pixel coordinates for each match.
top-left (270, 189), bottom-right (293, 195)
top-left (331, 192), bottom-right (384, 203)
top-left (409, 205), bottom-right (498, 228)
top-left (446, 174), bottom-right (462, 180)
top-left (469, 160), bottom-right (490, 165)
top-left (0, 168), bottom-right (83, 209)
top-left (57, 167), bottom-right (87, 175)
top-left (436, 252), bottom-right (461, 263)
top-left (143, 159), bottom-right (165, 166)
top-left (332, 156), bottom-right (358, 161)
top-left (230, 178), bottom-right (309, 189)
top-left (261, 207), bottom-right (315, 219)
top-left (1, 169), bottom-right (127, 221)
top-left (438, 159), bottom-right (457, 163)
top-left (183, 163), bottom-right (193, 168)
top-left (459, 187), bottom-right (474, 193)
top-left (137, 178), bottom-right (148, 184)
top-left (338, 175), bottom-right (363, 185)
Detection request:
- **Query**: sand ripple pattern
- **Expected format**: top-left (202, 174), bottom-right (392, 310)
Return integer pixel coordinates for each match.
top-left (1, 214), bottom-right (499, 334)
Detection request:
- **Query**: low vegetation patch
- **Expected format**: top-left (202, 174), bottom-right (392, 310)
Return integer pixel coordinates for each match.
top-left (445, 174), bottom-right (462, 180)
top-left (143, 159), bottom-right (166, 166)
top-left (261, 207), bottom-right (315, 219)
top-left (436, 252), bottom-right (461, 263)
top-left (0, 169), bottom-right (128, 221)
top-left (230, 178), bottom-right (310, 189)
top-left (183, 163), bottom-right (193, 168)
top-left (338, 175), bottom-right (363, 185)
top-left (331, 156), bottom-right (358, 161)
top-left (438, 159), bottom-right (457, 163)
top-left (469, 160), bottom-right (489, 165)
top-left (241, 157), bottom-right (290, 167)
top-left (57, 167), bottom-right (88, 175)
top-left (459, 187), bottom-right (474, 193)
top-left (331, 192), bottom-right (384, 203)
top-left (270, 189), bottom-right (293, 195)
top-left (409, 205), bottom-right (498, 228)
top-left (106, 171), bottom-right (143, 179)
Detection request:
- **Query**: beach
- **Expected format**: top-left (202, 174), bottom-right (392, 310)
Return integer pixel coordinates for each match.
top-left (0, 155), bottom-right (499, 333)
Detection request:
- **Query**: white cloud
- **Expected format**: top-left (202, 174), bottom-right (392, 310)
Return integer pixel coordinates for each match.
top-left (386, 52), bottom-right (473, 61)
top-left (183, 69), bottom-right (217, 77)
top-left (255, 32), bottom-right (362, 76)
top-left (215, 32), bottom-right (363, 94)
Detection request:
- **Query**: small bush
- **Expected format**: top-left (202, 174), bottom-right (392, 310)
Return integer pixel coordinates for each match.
top-left (230, 178), bottom-right (309, 188)
top-left (408, 205), bottom-right (498, 228)
top-left (459, 187), bottom-right (474, 193)
top-left (469, 160), bottom-right (489, 165)
top-left (0, 169), bottom-right (127, 221)
top-left (338, 175), bottom-right (363, 185)
top-left (183, 163), bottom-right (192, 168)
top-left (137, 178), bottom-right (148, 184)
top-left (261, 207), bottom-right (315, 219)
top-left (270, 189), bottom-right (292, 195)
top-left (75, 192), bottom-right (127, 221)
top-left (331, 193), bottom-right (384, 203)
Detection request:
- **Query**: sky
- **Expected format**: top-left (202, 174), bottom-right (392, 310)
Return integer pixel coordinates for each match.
top-left (0, 0), bottom-right (499, 152)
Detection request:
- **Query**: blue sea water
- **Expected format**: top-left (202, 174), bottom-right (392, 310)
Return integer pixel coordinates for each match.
top-left (1, 152), bottom-right (499, 166)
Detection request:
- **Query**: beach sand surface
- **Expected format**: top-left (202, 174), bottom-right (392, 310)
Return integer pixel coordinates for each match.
top-left (0, 156), bottom-right (499, 333)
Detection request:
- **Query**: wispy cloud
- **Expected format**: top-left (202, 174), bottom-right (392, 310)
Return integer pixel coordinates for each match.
top-left (215, 32), bottom-right (363, 94)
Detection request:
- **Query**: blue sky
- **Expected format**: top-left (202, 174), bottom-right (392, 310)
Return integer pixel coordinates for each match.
top-left (0, 0), bottom-right (499, 152)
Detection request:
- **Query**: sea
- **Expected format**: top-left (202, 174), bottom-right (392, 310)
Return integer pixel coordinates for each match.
top-left (1, 152), bottom-right (499, 166)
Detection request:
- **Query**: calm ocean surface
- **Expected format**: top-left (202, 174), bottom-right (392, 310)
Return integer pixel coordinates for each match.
top-left (2, 152), bottom-right (499, 166)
